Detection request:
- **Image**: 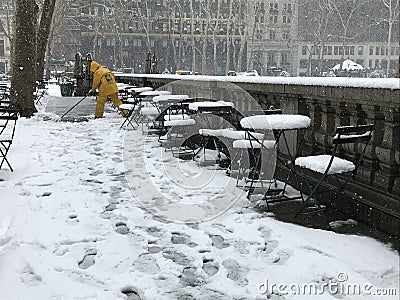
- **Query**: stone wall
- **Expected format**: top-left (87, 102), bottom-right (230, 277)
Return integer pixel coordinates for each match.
top-left (116, 74), bottom-right (400, 236)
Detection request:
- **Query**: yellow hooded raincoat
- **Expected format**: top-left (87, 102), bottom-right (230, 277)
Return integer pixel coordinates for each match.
top-left (90, 61), bottom-right (118, 96)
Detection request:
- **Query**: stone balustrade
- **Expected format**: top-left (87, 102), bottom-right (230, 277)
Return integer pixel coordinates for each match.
top-left (116, 74), bottom-right (400, 236)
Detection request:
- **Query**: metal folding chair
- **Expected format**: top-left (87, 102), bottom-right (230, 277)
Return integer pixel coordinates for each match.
top-left (0, 107), bottom-right (18, 172)
top-left (294, 124), bottom-right (374, 216)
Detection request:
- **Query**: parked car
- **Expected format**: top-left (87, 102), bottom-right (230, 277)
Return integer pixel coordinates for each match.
top-left (241, 70), bottom-right (259, 76)
top-left (266, 66), bottom-right (288, 77)
top-left (175, 70), bottom-right (192, 75)
top-left (227, 70), bottom-right (237, 76)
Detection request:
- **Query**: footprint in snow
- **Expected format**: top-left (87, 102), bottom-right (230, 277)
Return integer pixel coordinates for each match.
top-left (162, 250), bottom-right (191, 266)
top-left (171, 232), bottom-right (197, 248)
top-left (270, 249), bottom-right (293, 265)
top-left (78, 248), bottom-right (97, 269)
top-left (121, 287), bottom-right (142, 300)
top-left (133, 254), bottom-right (160, 275)
top-left (222, 259), bottom-right (249, 287)
top-left (180, 267), bottom-right (207, 287)
top-left (209, 234), bottom-right (229, 249)
top-left (104, 203), bottom-right (117, 212)
top-left (202, 258), bottom-right (219, 276)
top-left (67, 213), bottom-right (79, 224)
top-left (115, 222), bottom-right (129, 235)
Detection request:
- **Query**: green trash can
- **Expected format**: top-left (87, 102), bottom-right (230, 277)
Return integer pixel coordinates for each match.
top-left (60, 82), bottom-right (74, 96)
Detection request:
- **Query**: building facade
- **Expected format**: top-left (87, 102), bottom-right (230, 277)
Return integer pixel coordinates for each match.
top-left (1, 0), bottom-right (395, 77)
top-left (0, 1), bottom-right (13, 75)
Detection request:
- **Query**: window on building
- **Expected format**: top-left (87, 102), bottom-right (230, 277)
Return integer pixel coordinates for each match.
top-left (396, 47), bottom-right (399, 55)
top-left (375, 59), bottom-right (380, 68)
top-left (350, 46), bottom-right (354, 55)
top-left (0, 40), bottom-right (4, 56)
top-left (381, 59), bottom-right (387, 69)
top-left (391, 47), bottom-right (395, 56)
top-left (327, 46), bottom-right (332, 55)
top-left (284, 3), bottom-right (292, 12)
top-left (124, 38), bottom-right (129, 47)
top-left (339, 46), bottom-right (343, 55)
top-left (334, 46), bottom-right (338, 55)
top-left (369, 59), bottom-right (372, 68)
top-left (269, 31), bottom-right (276, 40)
top-left (369, 47), bottom-right (373, 55)
top-left (283, 32), bottom-right (289, 40)
top-left (302, 46), bottom-right (307, 55)
top-left (381, 47), bottom-right (385, 55)
top-left (358, 46), bottom-right (363, 55)
top-left (150, 39), bottom-right (155, 47)
top-left (376, 46), bottom-right (380, 55)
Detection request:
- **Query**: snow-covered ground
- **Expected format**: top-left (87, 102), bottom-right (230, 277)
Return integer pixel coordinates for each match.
top-left (0, 91), bottom-right (398, 300)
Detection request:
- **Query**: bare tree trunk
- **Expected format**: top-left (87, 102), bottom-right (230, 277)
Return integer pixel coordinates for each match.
top-left (11, 0), bottom-right (38, 117)
top-left (189, 0), bottom-right (196, 73)
top-left (36, 0), bottom-right (56, 82)
top-left (225, 0), bottom-right (233, 74)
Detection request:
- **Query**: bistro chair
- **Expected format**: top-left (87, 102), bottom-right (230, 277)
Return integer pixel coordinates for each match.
top-left (294, 124), bottom-right (374, 216)
top-left (0, 107), bottom-right (18, 172)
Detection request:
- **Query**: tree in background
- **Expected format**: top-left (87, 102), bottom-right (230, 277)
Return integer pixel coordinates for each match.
top-left (35, 0), bottom-right (56, 82)
top-left (10, 0), bottom-right (38, 116)
top-left (10, 0), bottom-right (57, 116)
top-left (381, 0), bottom-right (399, 77)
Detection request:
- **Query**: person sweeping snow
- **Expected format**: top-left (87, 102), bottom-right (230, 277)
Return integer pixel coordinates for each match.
top-left (89, 61), bottom-right (127, 118)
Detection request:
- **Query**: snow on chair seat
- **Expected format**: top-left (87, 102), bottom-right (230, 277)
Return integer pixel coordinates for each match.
top-left (119, 104), bottom-right (138, 130)
top-left (294, 124), bottom-right (374, 218)
top-left (295, 155), bottom-right (355, 175)
top-left (119, 104), bottom-right (135, 111)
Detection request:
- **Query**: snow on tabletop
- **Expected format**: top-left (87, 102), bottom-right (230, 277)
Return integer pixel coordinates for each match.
top-left (189, 100), bottom-right (234, 111)
top-left (153, 94), bottom-right (191, 103)
top-left (198, 128), bottom-right (265, 140)
top-left (140, 106), bottom-right (159, 115)
top-left (232, 139), bottom-right (276, 149)
top-left (138, 90), bottom-right (171, 97)
top-left (119, 104), bottom-right (135, 110)
top-left (163, 114), bottom-right (190, 121)
top-left (240, 114), bottom-right (311, 130)
top-left (295, 154), bottom-right (356, 174)
top-left (164, 118), bottom-right (196, 127)
top-left (131, 86), bottom-right (153, 93)
top-left (0, 95), bottom-right (398, 299)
